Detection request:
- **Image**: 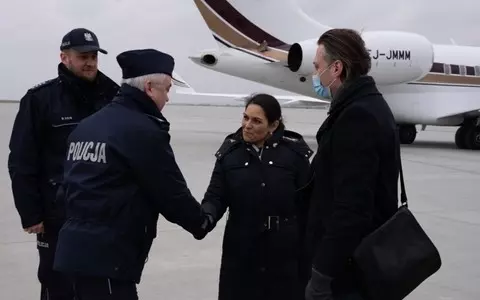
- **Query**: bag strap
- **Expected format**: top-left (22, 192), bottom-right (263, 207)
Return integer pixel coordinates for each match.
top-left (398, 149), bottom-right (408, 207)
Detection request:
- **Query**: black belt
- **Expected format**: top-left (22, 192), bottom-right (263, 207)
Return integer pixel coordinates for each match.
top-left (262, 215), bottom-right (297, 231)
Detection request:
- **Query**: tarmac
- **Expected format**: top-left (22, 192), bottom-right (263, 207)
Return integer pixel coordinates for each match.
top-left (0, 102), bottom-right (479, 300)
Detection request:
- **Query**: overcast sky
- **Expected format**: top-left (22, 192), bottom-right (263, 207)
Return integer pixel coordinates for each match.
top-left (1, 0), bottom-right (479, 101)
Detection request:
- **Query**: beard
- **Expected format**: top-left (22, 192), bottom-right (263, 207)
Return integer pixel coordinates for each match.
top-left (65, 61), bottom-right (97, 81)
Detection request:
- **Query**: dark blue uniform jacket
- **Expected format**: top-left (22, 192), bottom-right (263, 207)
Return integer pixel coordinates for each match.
top-left (53, 84), bottom-right (206, 283)
top-left (8, 63), bottom-right (119, 229)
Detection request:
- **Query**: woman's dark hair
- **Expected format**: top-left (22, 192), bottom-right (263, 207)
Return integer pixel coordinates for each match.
top-left (245, 93), bottom-right (285, 129)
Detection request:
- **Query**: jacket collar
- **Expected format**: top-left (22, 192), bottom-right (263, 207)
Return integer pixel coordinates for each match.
top-left (229, 125), bottom-right (309, 149)
top-left (57, 63), bottom-right (118, 104)
top-left (229, 125), bottom-right (284, 147)
top-left (316, 75), bottom-right (381, 143)
top-left (216, 126), bottom-right (313, 159)
top-left (58, 63), bottom-right (102, 91)
top-left (328, 75), bottom-right (381, 117)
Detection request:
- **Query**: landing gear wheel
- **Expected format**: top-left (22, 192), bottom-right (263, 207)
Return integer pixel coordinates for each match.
top-left (455, 126), bottom-right (468, 149)
top-left (474, 129), bottom-right (480, 150)
top-left (455, 125), bottom-right (480, 150)
top-left (398, 125), bottom-right (417, 144)
top-left (465, 126), bottom-right (480, 150)
top-left (473, 129), bottom-right (480, 150)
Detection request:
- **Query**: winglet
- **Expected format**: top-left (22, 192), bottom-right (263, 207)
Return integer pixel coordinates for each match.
top-left (171, 71), bottom-right (196, 93)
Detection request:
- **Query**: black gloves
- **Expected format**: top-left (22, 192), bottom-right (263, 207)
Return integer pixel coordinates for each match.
top-left (201, 213), bottom-right (215, 231)
top-left (305, 267), bottom-right (334, 300)
top-left (193, 213), bottom-right (215, 240)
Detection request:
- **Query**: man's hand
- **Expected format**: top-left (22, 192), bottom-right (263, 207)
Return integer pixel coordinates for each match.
top-left (193, 214), bottom-right (215, 240)
top-left (202, 214), bottom-right (215, 231)
top-left (305, 267), bottom-right (334, 300)
top-left (24, 222), bottom-right (44, 234)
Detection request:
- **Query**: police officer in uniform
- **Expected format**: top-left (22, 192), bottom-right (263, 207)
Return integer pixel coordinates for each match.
top-left (53, 49), bottom-right (212, 300)
top-left (8, 28), bottom-right (119, 300)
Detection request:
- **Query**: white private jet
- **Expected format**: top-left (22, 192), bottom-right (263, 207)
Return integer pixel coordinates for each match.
top-left (182, 0), bottom-right (480, 150)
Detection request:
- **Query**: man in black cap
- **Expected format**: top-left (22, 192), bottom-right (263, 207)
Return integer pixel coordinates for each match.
top-left (53, 48), bottom-right (213, 300)
top-left (7, 27), bottom-right (119, 300)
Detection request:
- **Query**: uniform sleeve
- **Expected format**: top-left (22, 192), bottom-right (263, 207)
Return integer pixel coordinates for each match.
top-left (7, 92), bottom-right (44, 228)
top-left (128, 130), bottom-right (206, 238)
top-left (312, 107), bottom-right (379, 278)
top-left (200, 159), bottom-right (229, 230)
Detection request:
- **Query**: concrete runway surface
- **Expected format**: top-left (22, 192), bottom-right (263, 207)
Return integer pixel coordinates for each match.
top-left (0, 103), bottom-right (479, 300)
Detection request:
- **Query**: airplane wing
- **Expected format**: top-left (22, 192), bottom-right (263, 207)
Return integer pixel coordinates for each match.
top-left (175, 89), bottom-right (329, 106)
top-left (171, 71), bottom-right (193, 89)
top-left (2, 71), bottom-right (329, 107)
top-left (1, 71), bottom-right (193, 103)
top-left (172, 72), bottom-right (330, 107)
top-left (437, 108), bottom-right (480, 120)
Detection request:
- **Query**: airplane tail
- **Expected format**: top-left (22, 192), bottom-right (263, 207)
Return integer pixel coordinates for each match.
top-left (192, 0), bottom-right (331, 58)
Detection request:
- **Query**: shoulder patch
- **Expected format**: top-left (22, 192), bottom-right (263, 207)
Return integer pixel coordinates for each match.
top-left (28, 78), bottom-right (57, 93)
top-left (281, 132), bottom-right (314, 160)
top-left (215, 137), bottom-right (240, 160)
top-left (146, 114), bottom-right (166, 123)
top-left (146, 114), bottom-right (170, 131)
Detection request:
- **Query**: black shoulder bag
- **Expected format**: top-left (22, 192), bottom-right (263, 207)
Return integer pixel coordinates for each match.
top-left (352, 153), bottom-right (442, 300)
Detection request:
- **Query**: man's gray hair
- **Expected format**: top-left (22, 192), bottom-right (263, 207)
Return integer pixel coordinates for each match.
top-left (121, 73), bottom-right (170, 91)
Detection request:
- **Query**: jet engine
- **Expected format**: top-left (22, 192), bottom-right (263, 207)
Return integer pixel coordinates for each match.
top-left (287, 31), bottom-right (434, 85)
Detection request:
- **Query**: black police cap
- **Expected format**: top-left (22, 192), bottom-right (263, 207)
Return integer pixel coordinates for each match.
top-left (116, 49), bottom-right (175, 79)
top-left (60, 28), bottom-right (107, 54)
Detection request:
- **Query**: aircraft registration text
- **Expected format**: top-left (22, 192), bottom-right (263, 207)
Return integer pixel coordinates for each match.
top-left (368, 49), bottom-right (411, 60)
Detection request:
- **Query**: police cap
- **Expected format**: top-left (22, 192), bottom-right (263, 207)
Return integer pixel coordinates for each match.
top-left (60, 28), bottom-right (107, 54)
top-left (116, 49), bottom-right (175, 79)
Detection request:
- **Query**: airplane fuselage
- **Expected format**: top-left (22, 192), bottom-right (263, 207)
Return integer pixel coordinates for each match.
top-left (190, 44), bottom-right (480, 127)
top-left (189, 0), bottom-right (480, 149)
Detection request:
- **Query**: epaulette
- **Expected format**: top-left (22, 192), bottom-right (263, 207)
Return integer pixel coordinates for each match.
top-left (146, 114), bottom-right (170, 131)
top-left (215, 135), bottom-right (241, 160)
top-left (282, 136), bottom-right (299, 142)
top-left (282, 130), bottom-right (314, 160)
top-left (28, 78), bottom-right (58, 93)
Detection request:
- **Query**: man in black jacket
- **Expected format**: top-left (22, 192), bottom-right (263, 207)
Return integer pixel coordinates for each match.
top-left (305, 29), bottom-right (401, 300)
top-left (8, 28), bottom-right (119, 300)
top-left (53, 49), bottom-right (212, 300)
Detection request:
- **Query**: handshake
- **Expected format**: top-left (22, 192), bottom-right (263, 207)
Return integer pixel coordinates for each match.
top-left (192, 211), bottom-right (216, 240)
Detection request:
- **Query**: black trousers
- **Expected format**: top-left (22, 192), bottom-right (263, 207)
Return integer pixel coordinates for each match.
top-left (37, 223), bottom-right (75, 300)
top-left (72, 276), bottom-right (138, 300)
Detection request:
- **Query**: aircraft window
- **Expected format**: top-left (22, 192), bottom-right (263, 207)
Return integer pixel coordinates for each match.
top-left (430, 62), bottom-right (444, 73)
top-left (450, 64), bottom-right (460, 75)
top-left (475, 66), bottom-right (480, 76)
top-left (466, 66), bottom-right (475, 76)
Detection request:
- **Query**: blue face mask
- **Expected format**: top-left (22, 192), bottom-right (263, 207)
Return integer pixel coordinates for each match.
top-left (312, 74), bottom-right (331, 99)
top-left (312, 65), bottom-right (336, 99)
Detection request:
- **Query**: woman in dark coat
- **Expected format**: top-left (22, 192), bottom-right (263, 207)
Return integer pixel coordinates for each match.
top-left (200, 93), bottom-right (314, 300)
